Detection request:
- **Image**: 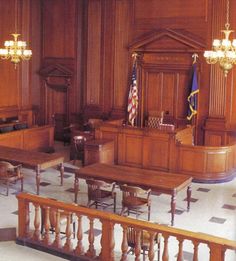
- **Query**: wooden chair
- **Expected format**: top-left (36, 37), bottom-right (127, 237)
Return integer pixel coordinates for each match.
top-left (73, 135), bottom-right (87, 166)
top-left (63, 123), bottom-right (77, 146)
top-left (120, 184), bottom-right (151, 221)
top-left (0, 161), bottom-right (23, 196)
top-left (145, 110), bottom-right (164, 128)
top-left (86, 179), bottom-right (117, 213)
top-left (127, 227), bottom-right (161, 261)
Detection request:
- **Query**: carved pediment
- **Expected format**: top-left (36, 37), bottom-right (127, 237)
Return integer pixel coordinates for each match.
top-left (39, 64), bottom-right (73, 92)
top-left (39, 63), bottom-right (73, 77)
top-left (129, 28), bottom-right (205, 52)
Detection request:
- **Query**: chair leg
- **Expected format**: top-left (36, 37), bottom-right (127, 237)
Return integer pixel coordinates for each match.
top-left (113, 197), bottom-right (116, 213)
top-left (6, 181), bottom-right (9, 196)
top-left (73, 221), bottom-right (76, 239)
top-left (120, 207), bottom-right (127, 216)
top-left (148, 206), bottom-right (151, 221)
top-left (21, 178), bottom-right (24, 192)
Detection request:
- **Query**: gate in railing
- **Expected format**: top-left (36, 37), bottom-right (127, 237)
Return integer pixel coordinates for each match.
top-left (17, 193), bottom-right (236, 261)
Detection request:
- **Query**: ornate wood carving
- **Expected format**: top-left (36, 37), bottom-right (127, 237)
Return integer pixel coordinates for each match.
top-left (128, 29), bottom-right (204, 127)
top-left (39, 63), bottom-right (73, 139)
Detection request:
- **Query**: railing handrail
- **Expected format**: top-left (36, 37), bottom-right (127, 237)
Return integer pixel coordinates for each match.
top-left (16, 192), bottom-right (236, 251)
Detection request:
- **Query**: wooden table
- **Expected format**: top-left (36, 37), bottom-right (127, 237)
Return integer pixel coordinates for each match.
top-left (74, 163), bottom-right (192, 226)
top-left (0, 145), bottom-right (64, 195)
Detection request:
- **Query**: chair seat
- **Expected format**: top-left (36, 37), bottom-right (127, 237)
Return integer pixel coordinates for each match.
top-left (123, 196), bottom-right (150, 208)
top-left (86, 179), bottom-right (116, 213)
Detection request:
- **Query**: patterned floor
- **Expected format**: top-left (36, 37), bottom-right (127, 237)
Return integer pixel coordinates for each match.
top-left (0, 142), bottom-right (236, 260)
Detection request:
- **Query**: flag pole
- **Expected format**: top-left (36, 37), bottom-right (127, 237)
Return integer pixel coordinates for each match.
top-left (127, 52), bottom-right (139, 127)
top-left (191, 53), bottom-right (198, 144)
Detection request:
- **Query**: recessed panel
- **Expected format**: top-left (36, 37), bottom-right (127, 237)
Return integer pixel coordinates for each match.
top-left (125, 136), bottom-right (143, 165)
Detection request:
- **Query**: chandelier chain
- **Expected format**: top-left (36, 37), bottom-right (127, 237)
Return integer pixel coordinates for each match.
top-left (225, 0), bottom-right (230, 30)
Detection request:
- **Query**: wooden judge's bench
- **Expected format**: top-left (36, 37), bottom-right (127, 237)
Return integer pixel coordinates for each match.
top-left (95, 120), bottom-right (236, 183)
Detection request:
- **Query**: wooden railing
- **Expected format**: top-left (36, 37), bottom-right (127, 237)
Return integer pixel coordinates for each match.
top-left (17, 192), bottom-right (236, 261)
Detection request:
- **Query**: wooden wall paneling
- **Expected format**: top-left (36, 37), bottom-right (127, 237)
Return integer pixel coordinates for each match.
top-left (111, 0), bottom-right (130, 118)
top-left (42, 0), bottom-right (77, 58)
top-left (0, 0), bottom-right (19, 109)
top-left (84, 0), bottom-right (102, 110)
top-left (204, 0), bottom-right (232, 145)
top-left (20, 0), bottom-right (32, 110)
top-left (73, 0), bottom-right (84, 114)
top-left (132, 0), bottom-right (209, 43)
top-left (99, 0), bottom-right (115, 115)
top-left (31, 0), bottom-right (42, 112)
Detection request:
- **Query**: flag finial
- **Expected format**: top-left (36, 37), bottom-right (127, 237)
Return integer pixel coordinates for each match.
top-left (192, 53), bottom-right (198, 64)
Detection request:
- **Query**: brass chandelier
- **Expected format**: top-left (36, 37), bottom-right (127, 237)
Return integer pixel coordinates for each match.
top-left (0, 0), bottom-right (32, 68)
top-left (204, 0), bottom-right (236, 77)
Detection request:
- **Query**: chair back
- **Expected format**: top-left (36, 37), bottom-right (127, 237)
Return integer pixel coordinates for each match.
top-left (86, 179), bottom-right (108, 201)
top-left (0, 161), bottom-right (15, 177)
top-left (73, 135), bottom-right (86, 153)
top-left (120, 184), bottom-right (151, 210)
top-left (146, 110), bottom-right (164, 128)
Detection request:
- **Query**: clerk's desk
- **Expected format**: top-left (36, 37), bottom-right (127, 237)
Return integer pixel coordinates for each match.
top-left (95, 121), bottom-right (236, 182)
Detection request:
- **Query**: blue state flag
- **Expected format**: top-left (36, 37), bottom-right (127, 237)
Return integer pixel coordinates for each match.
top-left (187, 63), bottom-right (199, 121)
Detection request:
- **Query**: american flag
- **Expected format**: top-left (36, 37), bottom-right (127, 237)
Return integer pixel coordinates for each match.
top-left (127, 62), bottom-right (138, 126)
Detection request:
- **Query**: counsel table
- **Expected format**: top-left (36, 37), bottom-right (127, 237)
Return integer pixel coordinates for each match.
top-left (74, 163), bottom-right (192, 226)
top-left (0, 145), bottom-right (64, 195)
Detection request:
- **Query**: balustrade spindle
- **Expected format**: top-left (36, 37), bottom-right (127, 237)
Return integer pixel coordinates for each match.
top-left (52, 210), bottom-right (62, 248)
top-left (63, 212), bottom-right (73, 252)
top-left (148, 231), bottom-right (157, 261)
top-left (25, 201), bottom-right (30, 238)
top-left (75, 214), bottom-right (84, 255)
top-left (177, 238), bottom-right (184, 261)
top-left (193, 241), bottom-right (199, 261)
top-left (33, 203), bottom-right (41, 241)
top-left (134, 229), bottom-right (141, 261)
top-left (162, 234), bottom-right (169, 261)
top-left (121, 225), bottom-right (128, 261)
top-left (42, 206), bottom-right (51, 245)
top-left (86, 217), bottom-right (96, 258)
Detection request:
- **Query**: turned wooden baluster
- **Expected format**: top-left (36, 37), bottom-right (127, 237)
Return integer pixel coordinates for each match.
top-left (162, 234), bottom-right (169, 261)
top-left (52, 210), bottom-right (62, 248)
top-left (100, 219), bottom-right (115, 261)
top-left (86, 217), bottom-right (96, 258)
top-left (42, 206), bottom-right (51, 245)
top-left (209, 243), bottom-right (225, 261)
top-left (18, 197), bottom-right (30, 238)
top-left (33, 203), bottom-right (41, 241)
top-left (75, 214), bottom-right (84, 255)
top-left (192, 241), bottom-right (199, 261)
top-left (177, 238), bottom-right (184, 261)
top-left (120, 225), bottom-right (128, 261)
top-left (63, 212), bottom-right (73, 252)
top-left (148, 231), bottom-right (157, 261)
top-left (134, 229), bottom-right (141, 261)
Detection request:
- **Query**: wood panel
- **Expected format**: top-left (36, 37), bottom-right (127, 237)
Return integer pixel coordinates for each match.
top-left (0, 125), bottom-right (54, 151)
top-left (97, 120), bottom-right (236, 182)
